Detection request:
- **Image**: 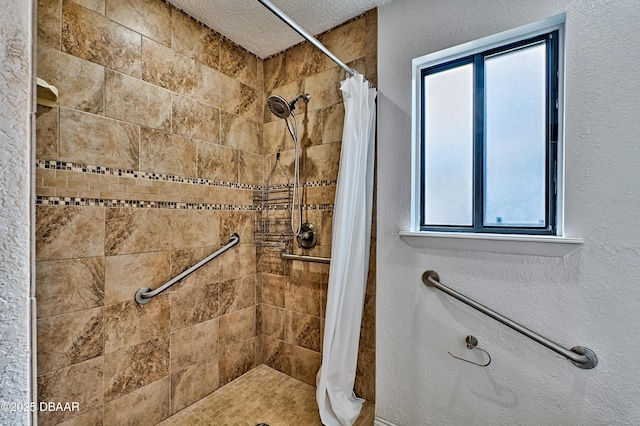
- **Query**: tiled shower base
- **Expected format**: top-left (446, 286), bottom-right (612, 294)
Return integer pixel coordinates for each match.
top-left (159, 365), bottom-right (375, 426)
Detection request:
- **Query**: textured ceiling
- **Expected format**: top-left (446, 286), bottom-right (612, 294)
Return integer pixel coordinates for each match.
top-left (167, 0), bottom-right (392, 58)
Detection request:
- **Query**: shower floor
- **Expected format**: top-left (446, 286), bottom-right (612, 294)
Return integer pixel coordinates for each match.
top-left (159, 365), bottom-right (375, 426)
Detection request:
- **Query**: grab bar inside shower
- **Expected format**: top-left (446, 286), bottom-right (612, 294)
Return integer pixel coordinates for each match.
top-left (422, 270), bottom-right (598, 369)
top-left (135, 233), bottom-right (240, 304)
top-left (281, 251), bottom-right (331, 264)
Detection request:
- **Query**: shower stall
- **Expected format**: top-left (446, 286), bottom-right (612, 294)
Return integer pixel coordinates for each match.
top-left (32, 0), bottom-right (377, 425)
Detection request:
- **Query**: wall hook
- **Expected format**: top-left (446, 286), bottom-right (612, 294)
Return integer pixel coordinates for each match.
top-left (448, 335), bottom-right (491, 367)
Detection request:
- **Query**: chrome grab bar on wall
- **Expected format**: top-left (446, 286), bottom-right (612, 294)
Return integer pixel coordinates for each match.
top-left (422, 270), bottom-right (598, 369)
top-left (281, 251), bottom-right (331, 264)
top-left (135, 233), bottom-right (240, 304)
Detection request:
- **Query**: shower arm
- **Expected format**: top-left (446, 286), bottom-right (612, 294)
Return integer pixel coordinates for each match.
top-left (257, 0), bottom-right (356, 77)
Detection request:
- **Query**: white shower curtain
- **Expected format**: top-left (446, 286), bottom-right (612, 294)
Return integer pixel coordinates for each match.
top-left (316, 73), bottom-right (377, 426)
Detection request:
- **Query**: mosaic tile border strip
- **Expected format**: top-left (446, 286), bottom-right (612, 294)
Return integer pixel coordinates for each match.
top-left (268, 181), bottom-right (337, 189)
top-left (36, 196), bottom-right (335, 211)
top-left (36, 160), bottom-right (337, 190)
top-left (36, 160), bottom-right (260, 190)
top-left (303, 180), bottom-right (337, 188)
top-left (36, 196), bottom-right (257, 210)
top-left (304, 203), bottom-right (334, 210)
top-left (255, 203), bottom-right (335, 211)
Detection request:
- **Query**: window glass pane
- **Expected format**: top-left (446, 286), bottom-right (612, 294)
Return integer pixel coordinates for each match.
top-left (423, 63), bottom-right (474, 226)
top-left (484, 42), bottom-right (547, 227)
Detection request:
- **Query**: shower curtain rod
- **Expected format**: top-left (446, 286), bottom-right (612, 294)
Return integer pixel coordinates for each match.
top-left (257, 0), bottom-right (356, 77)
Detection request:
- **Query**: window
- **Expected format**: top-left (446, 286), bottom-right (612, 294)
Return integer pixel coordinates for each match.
top-left (412, 19), bottom-right (563, 236)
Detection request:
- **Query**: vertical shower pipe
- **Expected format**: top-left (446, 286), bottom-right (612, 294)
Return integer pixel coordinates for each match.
top-left (256, 0), bottom-right (356, 77)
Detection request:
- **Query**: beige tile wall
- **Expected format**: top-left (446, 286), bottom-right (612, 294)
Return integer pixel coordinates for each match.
top-left (258, 9), bottom-right (377, 402)
top-left (36, 205), bottom-right (259, 426)
top-left (35, 0), bottom-right (377, 424)
top-left (35, 0), bottom-right (262, 424)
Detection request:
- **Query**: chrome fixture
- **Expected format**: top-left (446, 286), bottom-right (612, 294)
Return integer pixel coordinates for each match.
top-left (254, 152), bottom-right (293, 248)
top-left (281, 251), bottom-right (330, 264)
top-left (266, 93), bottom-right (314, 249)
top-left (297, 222), bottom-right (318, 249)
top-left (422, 270), bottom-right (598, 369)
top-left (448, 335), bottom-right (492, 367)
top-left (267, 94), bottom-right (310, 119)
top-left (135, 233), bottom-right (239, 304)
top-left (257, 0), bottom-right (356, 77)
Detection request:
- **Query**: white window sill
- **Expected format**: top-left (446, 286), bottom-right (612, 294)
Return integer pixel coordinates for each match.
top-left (399, 230), bottom-right (583, 257)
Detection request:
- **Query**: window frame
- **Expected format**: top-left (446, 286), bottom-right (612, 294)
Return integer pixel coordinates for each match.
top-left (411, 15), bottom-right (566, 236)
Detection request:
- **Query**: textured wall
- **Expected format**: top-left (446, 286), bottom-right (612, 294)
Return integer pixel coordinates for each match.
top-left (35, 1), bottom-right (262, 424)
top-left (377, 0), bottom-right (640, 424)
top-left (0, 0), bottom-right (33, 425)
top-left (0, 0), bottom-right (34, 425)
top-left (259, 10), bottom-right (377, 401)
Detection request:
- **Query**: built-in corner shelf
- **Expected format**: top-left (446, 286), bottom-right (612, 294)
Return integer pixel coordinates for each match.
top-left (36, 78), bottom-right (58, 107)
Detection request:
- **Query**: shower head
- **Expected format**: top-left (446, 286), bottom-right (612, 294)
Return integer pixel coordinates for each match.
top-left (267, 95), bottom-right (291, 119)
top-left (267, 94), bottom-right (310, 119)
